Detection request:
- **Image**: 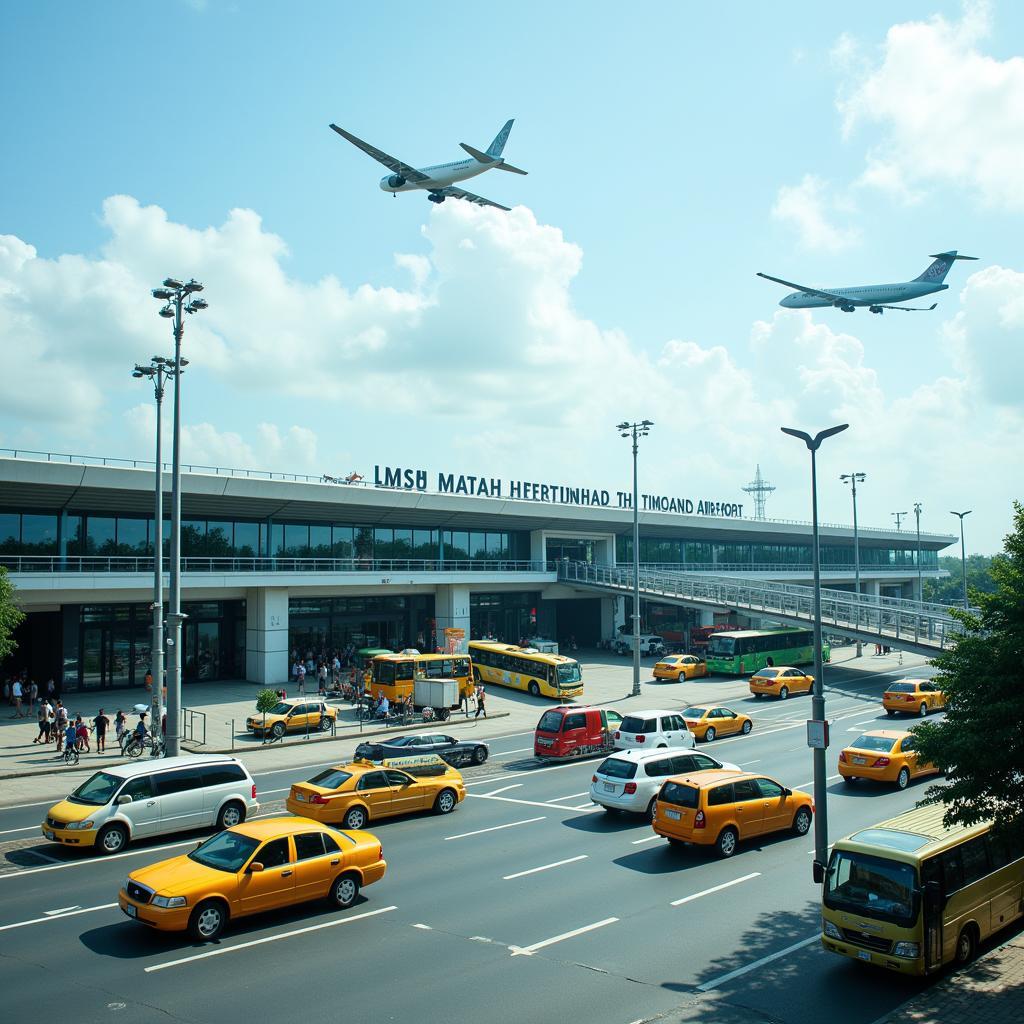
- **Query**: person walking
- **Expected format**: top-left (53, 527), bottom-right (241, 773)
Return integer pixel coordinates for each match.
top-left (62, 718), bottom-right (77, 757)
top-left (28, 679), bottom-right (38, 714)
top-left (46, 678), bottom-right (55, 701)
top-left (75, 715), bottom-right (90, 753)
top-left (54, 701), bottom-right (68, 750)
top-left (94, 709), bottom-right (109, 753)
top-left (474, 684), bottom-right (487, 719)
top-left (114, 709), bottom-right (127, 750)
top-left (34, 701), bottom-right (50, 743)
top-left (11, 679), bottom-right (24, 718)
top-left (317, 662), bottom-right (328, 696)
top-left (296, 662), bottom-right (306, 696)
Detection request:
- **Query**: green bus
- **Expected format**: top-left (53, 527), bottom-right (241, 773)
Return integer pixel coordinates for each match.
top-left (705, 628), bottom-right (814, 675)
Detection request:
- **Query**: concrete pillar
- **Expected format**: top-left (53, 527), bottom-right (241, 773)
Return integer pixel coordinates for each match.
top-left (529, 530), bottom-right (545, 564)
top-left (246, 587), bottom-right (289, 685)
top-left (435, 584), bottom-right (471, 651)
top-left (697, 609), bottom-right (715, 627)
top-left (601, 596), bottom-right (624, 641)
top-left (862, 580), bottom-right (881, 600)
top-left (595, 536), bottom-right (616, 565)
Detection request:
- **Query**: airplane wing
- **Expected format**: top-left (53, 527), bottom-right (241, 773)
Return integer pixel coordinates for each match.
top-left (436, 184), bottom-right (510, 211)
top-left (329, 124), bottom-right (430, 183)
top-left (873, 303), bottom-right (939, 312)
top-left (755, 272), bottom-right (854, 304)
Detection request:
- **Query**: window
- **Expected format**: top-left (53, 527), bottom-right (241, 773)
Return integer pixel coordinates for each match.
top-left (155, 768), bottom-right (203, 795)
top-left (294, 833), bottom-right (327, 860)
top-left (732, 780), bottom-right (761, 802)
top-left (357, 771), bottom-right (390, 791)
top-left (563, 713), bottom-right (586, 731)
top-left (597, 757), bottom-right (637, 780)
top-left (961, 837), bottom-right (991, 887)
top-left (200, 764), bottom-right (247, 787)
top-left (621, 716), bottom-right (656, 733)
top-left (939, 848), bottom-right (965, 893)
top-left (899, 737), bottom-right (916, 754)
top-left (322, 831), bottom-right (341, 854)
top-left (660, 782), bottom-right (699, 808)
top-left (707, 785), bottom-right (733, 806)
top-left (691, 754), bottom-right (720, 771)
top-left (668, 755), bottom-right (696, 774)
top-left (120, 776), bottom-right (154, 801)
top-left (755, 778), bottom-right (784, 799)
top-left (645, 757), bottom-right (674, 778)
top-left (257, 837), bottom-right (291, 868)
top-left (307, 768), bottom-right (352, 790)
top-left (384, 770), bottom-right (412, 787)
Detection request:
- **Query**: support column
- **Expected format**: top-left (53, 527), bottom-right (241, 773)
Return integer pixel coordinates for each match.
top-left (697, 609), bottom-right (716, 627)
top-left (434, 584), bottom-right (471, 652)
top-left (862, 580), bottom-right (881, 600)
top-left (601, 596), bottom-right (623, 642)
top-left (246, 587), bottom-right (289, 685)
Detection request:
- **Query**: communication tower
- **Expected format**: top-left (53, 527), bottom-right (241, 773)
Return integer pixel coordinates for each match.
top-left (742, 464), bottom-right (776, 520)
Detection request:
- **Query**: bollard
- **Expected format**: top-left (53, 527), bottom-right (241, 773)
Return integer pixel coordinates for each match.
top-left (230, 720), bottom-right (234, 752)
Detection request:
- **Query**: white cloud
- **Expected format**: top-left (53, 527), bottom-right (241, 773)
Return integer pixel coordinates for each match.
top-left (837, 1), bottom-right (1024, 209)
top-left (771, 175), bottom-right (860, 251)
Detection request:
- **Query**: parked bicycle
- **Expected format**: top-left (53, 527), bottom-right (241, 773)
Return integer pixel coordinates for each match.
top-left (62, 745), bottom-right (80, 766)
top-left (125, 733), bottom-right (164, 758)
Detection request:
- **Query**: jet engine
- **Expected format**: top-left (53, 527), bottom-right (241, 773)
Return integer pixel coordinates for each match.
top-left (387, 174), bottom-right (406, 188)
top-left (839, 303), bottom-right (856, 313)
top-left (869, 305), bottom-right (883, 314)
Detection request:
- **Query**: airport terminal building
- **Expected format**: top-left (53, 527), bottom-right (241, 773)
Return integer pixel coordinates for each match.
top-left (0, 453), bottom-right (955, 693)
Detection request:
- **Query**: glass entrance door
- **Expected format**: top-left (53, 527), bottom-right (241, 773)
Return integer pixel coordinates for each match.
top-left (545, 539), bottom-right (596, 563)
top-left (185, 621), bottom-right (221, 681)
top-left (80, 624), bottom-right (132, 689)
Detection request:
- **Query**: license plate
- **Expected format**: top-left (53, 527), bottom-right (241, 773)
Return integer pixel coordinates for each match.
top-left (123, 903), bottom-right (137, 919)
top-left (853, 757), bottom-right (867, 765)
top-left (294, 793), bottom-right (306, 802)
top-left (603, 782), bottom-right (615, 792)
top-left (44, 830), bottom-right (55, 840)
top-left (537, 738), bottom-right (553, 747)
top-left (857, 950), bottom-right (871, 962)
top-left (666, 809), bottom-right (680, 820)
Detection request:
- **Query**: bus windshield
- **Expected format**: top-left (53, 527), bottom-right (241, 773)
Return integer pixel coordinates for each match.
top-left (557, 663), bottom-right (582, 686)
top-left (824, 850), bottom-right (918, 927)
top-left (707, 636), bottom-right (735, 656)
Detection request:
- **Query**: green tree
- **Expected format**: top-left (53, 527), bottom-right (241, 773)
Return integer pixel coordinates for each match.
top-left (255, 687), bottom-right (280, 742)
top-left (0, 567), bottom-right (26, 662)
top-left (913, 502), bottom-right (1024, 843)
top-left (923, 553), bottom-right (998, 605)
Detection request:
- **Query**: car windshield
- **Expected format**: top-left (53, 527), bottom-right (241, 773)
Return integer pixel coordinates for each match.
top-left (306, 768), bottom-right (353, 789)
top-left (597, 757), bottom-right (637, 780)
top-left (824, 850), bottom-right (918, 927)
top-left (386, 737), bottom-right (416, 746)
top-left (887, 682), bottom-right (918, 693)
top-left (756, 668), bottom-right (781, 678)
top-left (557, 663), bottom-right (582, 685)
top-left (68, 771), bottom-right (122, 806)
top-left (268, 702), bottom-right (291, 715)
top-left (681, 707), bottom-right (707, 719)
top-left (849, 735), bottom-right (898, 753)
top-left (620, 716), bottom-right (656, 733)
top-left (660, 782), bottom-right (699, 808)
top-left (189, 831), bottom-right (261, 873)
top-left (537, 711), bottom-right (563, 733)
top-left (707, 637), bottom-right (735, 656)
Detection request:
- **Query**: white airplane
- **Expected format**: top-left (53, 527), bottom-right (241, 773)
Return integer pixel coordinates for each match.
top-left (757, 251), bottom-right (978, 313)
top-left (329, 119), bottom-right (526, 211)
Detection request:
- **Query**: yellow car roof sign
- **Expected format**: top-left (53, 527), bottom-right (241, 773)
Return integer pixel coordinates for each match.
top-left (381, 753), bottom-right (447, 769)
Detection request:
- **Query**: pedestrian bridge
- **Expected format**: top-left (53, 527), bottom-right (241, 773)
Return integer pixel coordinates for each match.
top-left (556, 562), bottom-right (965, 657)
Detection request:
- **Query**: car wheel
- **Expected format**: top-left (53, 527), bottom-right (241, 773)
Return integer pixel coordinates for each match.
top-left (753, 693), bottom-right (763, 700)
top-left (779, 686), bottom-right (790, 700)
top-left (272, 721), bottom-right (286, 738)
top-left (472, 745), bottom-right (487, 765)
top-left (97, 824), bottom-right (128, 855)
top-left (320, 716), bottom-right (333, 732)
top-left (716, 827), bottom-right (739, 858)
top-left (602, 805), bottom-right (619, 815)
top-left (954, 926), bottom-right (977, 967)
top-left (528, 681), bottom-right (540, 697)
top-left (842, 775), bottom-right (856, 785)
top-left (792, 807), bottom-right (813, 836)
top-left (329, 872), bottom-right (360, 909)
top-left (216, 800), bottom-right (245, 830)
top-left (667, 837), bottom-right (684, 848)
top-left (704, 726), bottom-right (716, 742)
top-left (343, 805), bottom-right (368, 830)
top-left (896, 767), bottom-right (911, 790)
top-left (919, 702), bottom-right (928, 717)
top-left (189, 899), bottom-right (227, 942)
top-left (885, 709), bottom-right (895, 717)
top-left (741, 719), bottom-right (752, 735)
top-left (646, 797), bottom-right (657, 821)
top-left (434, 788), bottom-right (457, 815)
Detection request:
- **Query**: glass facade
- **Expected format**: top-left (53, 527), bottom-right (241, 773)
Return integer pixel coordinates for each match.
top-left (470, 592), bottom-right (539, 642)
top-left (289, 595), bottom-right (434, 655)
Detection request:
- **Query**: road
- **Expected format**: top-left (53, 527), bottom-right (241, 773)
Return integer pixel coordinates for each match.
top-left (0, 666), bottom-right (968, 1024)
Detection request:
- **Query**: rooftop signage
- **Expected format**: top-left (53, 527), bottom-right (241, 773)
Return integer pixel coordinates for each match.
top-left (372, 465), bottom-right (744, 518)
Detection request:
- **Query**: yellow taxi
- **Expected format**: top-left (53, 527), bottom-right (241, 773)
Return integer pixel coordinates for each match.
top-left (118, 817), bottom-right (386, 941)
top-left (652, 654), bottom-right (708, 682)
top-left (653, 769), bottom-right (813, 858)
top-left (749, 666), bottom-right (814, 700)
top-left (246, 698), bottom-right (338, 739)
top-left (680, 705), bottom-right (752, 742)
top-left (838, 729), bottom-right (940, 789)
top-left (882, 679), bottom-right (946, 717)
top-left (285, 755), bottom-right (466, 829)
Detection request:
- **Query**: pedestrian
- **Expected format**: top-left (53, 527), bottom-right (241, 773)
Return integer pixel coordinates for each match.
top-left (331, 654), bottom-right (341, 687)
top-left (11, 678), bottom-right (24, 718)
top-left (94, 708), bottom-right (109, 753)
top-left (62, 718), bottom-right (77, 756)
top-left (75, 715), bottom-right (90, 752)
top-left (28, 679), bottom-right (38, 713)
top-left (45, 699), bottom-right (55, 743)
top-left (46, 678), bottom-right (55, 701)
top-left (134, 712), bottom-right (148, 747)
top-left (317, 662), bottom-right (328, 696)
top-left (54, 701), bottom-right (68, 749)
top-left (34, 700), bottom-right (50, 743)
top-left (474, 684), bottom-right (487, 719)
top-left (297, 662), bottom-right (306, 695)
top-left (115, 708), bottom-right (127, 749)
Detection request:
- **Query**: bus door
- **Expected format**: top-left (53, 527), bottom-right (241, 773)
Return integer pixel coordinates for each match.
top-left (921, 859), bottom-right (944, 973)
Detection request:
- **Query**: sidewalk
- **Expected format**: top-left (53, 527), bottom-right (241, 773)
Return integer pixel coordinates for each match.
top-left (871, 930), bottom-right (1024, 1024)
top-left (0, 645), bottom-right (928, 805)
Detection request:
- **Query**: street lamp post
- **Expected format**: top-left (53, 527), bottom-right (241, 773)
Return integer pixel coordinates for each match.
top-left (840, 472), bottom-right (866, 657)
top-left (914, 502), bottom-right (923, 603)
top-left (782, 422), bottom-right (849, 880)
top-left (950, 510), bottom-right (972, 610)
top-left (151, 278), bottom-right (207, 757)
top-left (617, 419), bottom-right (653, 698)
top-left (892, 511), bottom-right (908, 531)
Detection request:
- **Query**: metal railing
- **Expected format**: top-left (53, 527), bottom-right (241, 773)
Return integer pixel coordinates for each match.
top-left (181, 708), bottom-right (206, 745)
top-left (635, 562), bottom-right (943, 575)
top-left (557, 562), bottom-right (967, 652)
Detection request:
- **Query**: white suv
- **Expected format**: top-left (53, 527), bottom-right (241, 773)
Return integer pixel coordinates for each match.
top-left (614, 710), bottom-right (695, 750)
top-left (590, 748), bottom-right (740, 817)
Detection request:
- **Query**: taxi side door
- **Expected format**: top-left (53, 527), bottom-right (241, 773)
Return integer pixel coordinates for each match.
top-left (754, 777), bottom-right (791, 834)
top-left (711, 708), bottom-right (742, 736)
top-left (293, 831), bottom-right (339, 902)
top-left (355, 770), bottom-right (394, 820)
top-left (919, 682), bottom-right (943, 711)
top-left (785, 668), bottom-right (812, 694)
top-left (897, 735), bottom-right (935, 778)
top-left (384, 769), bottom-right (426, 815)
top-left (235, 836), bottom-right (296, 916)
top-left (730, 778), bottom-right (766, 838)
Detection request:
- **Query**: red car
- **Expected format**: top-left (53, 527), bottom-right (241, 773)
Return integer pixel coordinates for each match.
top-left (534, 705), bottom-right (623, 760)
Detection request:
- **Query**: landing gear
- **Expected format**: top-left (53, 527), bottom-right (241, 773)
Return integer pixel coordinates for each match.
top-left (427, 192), bottom-right (446, 204)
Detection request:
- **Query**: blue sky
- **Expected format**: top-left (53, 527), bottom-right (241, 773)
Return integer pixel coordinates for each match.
top-left (1, 0), bottom-right (1022, 553)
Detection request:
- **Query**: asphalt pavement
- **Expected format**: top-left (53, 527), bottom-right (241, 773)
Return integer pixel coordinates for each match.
top-left (1, 660), bottom-right (994, 1024)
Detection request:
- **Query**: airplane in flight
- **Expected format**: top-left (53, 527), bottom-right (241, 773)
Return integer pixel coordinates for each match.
top-left (757, 251), bottom-right (978, 313)
top-left (329, 119), bottom-right (526, 211)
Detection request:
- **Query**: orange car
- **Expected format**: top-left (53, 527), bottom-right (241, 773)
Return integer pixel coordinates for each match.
top-left (680, 706), bottom-right (752, 742)
top-left (749, 666), bottom-right (814, 700)
top-left (882, 679), bottom-right (946, 717)
top-left (653, 655), bottom-right (708, 682)
top-left (653, 769), bottom-right (813, 858)
top-left (838, 730), bottom-right (940, 789)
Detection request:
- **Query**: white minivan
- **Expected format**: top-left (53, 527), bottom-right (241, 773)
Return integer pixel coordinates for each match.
top-left (614, 710), bottom-right (695, 751)
top-left (42, 754), bottom-right (259, 855)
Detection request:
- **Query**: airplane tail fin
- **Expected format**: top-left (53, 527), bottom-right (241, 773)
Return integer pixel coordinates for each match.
top-left (486, 119), bottom-right (514, 158)
top-left (914, 251), bottom-right (979, 283)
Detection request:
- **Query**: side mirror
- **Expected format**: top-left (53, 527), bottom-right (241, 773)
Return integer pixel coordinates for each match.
top-left (812, 860), bottom-right (826, 884)
top-left (248, 862), bottom-right (265, 873)
top-left (782, 787), bottom-right (793, 797)
top-left (116, 794), bottom-right (133, 805)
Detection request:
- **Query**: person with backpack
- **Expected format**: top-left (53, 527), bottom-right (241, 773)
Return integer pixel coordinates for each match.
top-left (474, 684), bottom-right (487, 719)
top-left (54, 701), bottom-right (69, 750)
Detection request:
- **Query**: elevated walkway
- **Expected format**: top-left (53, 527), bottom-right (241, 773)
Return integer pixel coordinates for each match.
top-left (557, 562), bottom-right (964, 656)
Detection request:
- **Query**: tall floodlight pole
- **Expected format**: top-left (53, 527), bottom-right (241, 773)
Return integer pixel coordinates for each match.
top-left (782, 422), bottom-right (849, 880)
top-left (913, 502), bottom-right (923, 602)
top-left (892, 511), bottom-right (908, 531)
top-left (151, 278), bottom-right (207, 756)
top-left (950, 510), bottom-right (972, 610)
top-left (840, 472), bottom-right (866, 657)
top-left (617, 420), bottom-right (653, 698)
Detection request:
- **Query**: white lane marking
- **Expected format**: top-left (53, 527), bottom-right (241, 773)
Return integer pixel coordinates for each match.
top-left (256, 787), bottom-right (292, 796)
top-left (479, 784), bottom-right (523, 797)
top-left (548, 791), bottom-right (589, 802)
top-left (253, 762), bottom-right (334, 777)
top-left (469, 793), bottom-right (600, 813)
top-left (509, 916), bottom-right (619, 957)
top-left (493, 746), bottom-right (537, 756)
top-left (794, 774), bottom-right (842, 790)
top-left (570, 802), bottom-right (596, 810)
top-left (0, 798), bottom-right (62, 810)
top-left (696, 932), bottom-right (820, 991)
top-left (145, 905), bottom-right (398, 972)
top-left (0, 825), bottom-right (46, 837)
top-left (0, 902), bottom-right (118, 932)
top-left (738, 760), bottom-right (761, 766)
top-left (503, 855), bottom-right (588, 880)
top-left (412, 923), bottom-right (432, 930)
top-left (0, 838), bottom-right (199, 880)
top-left (444, 817), bottom-right (546, 841)
top-left (670, 872), bottom-right (760, 907)
top-left (45, 905), bottom-right (80, 915)
top-left (462, 758), bottom-right (602, 787)
top-left (631, 834), bottom-right (662, 846)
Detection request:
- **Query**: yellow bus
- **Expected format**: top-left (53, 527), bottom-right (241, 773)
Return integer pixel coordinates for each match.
top-left (368, 652), bottom-right (473, 703)
top-left (468, 641), bottom-right (583, 700)
top-left (820, 804), bottom-right (1024, 975)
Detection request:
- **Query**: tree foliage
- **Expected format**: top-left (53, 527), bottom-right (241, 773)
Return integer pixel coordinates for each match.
top-left (913, 502), bottom-right (1024, 844)
top-left (923, 553), bottom-right (997, 605)
top-left (0, 567), bottom-right (25, 663)
top-left (255, 688), bottom-right (280, 714)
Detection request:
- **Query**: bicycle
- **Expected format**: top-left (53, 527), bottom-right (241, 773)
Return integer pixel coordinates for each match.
top-left (62, 745), bottom-right (79, 766)
top-left (125, 733), bottom-right (164, 758)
